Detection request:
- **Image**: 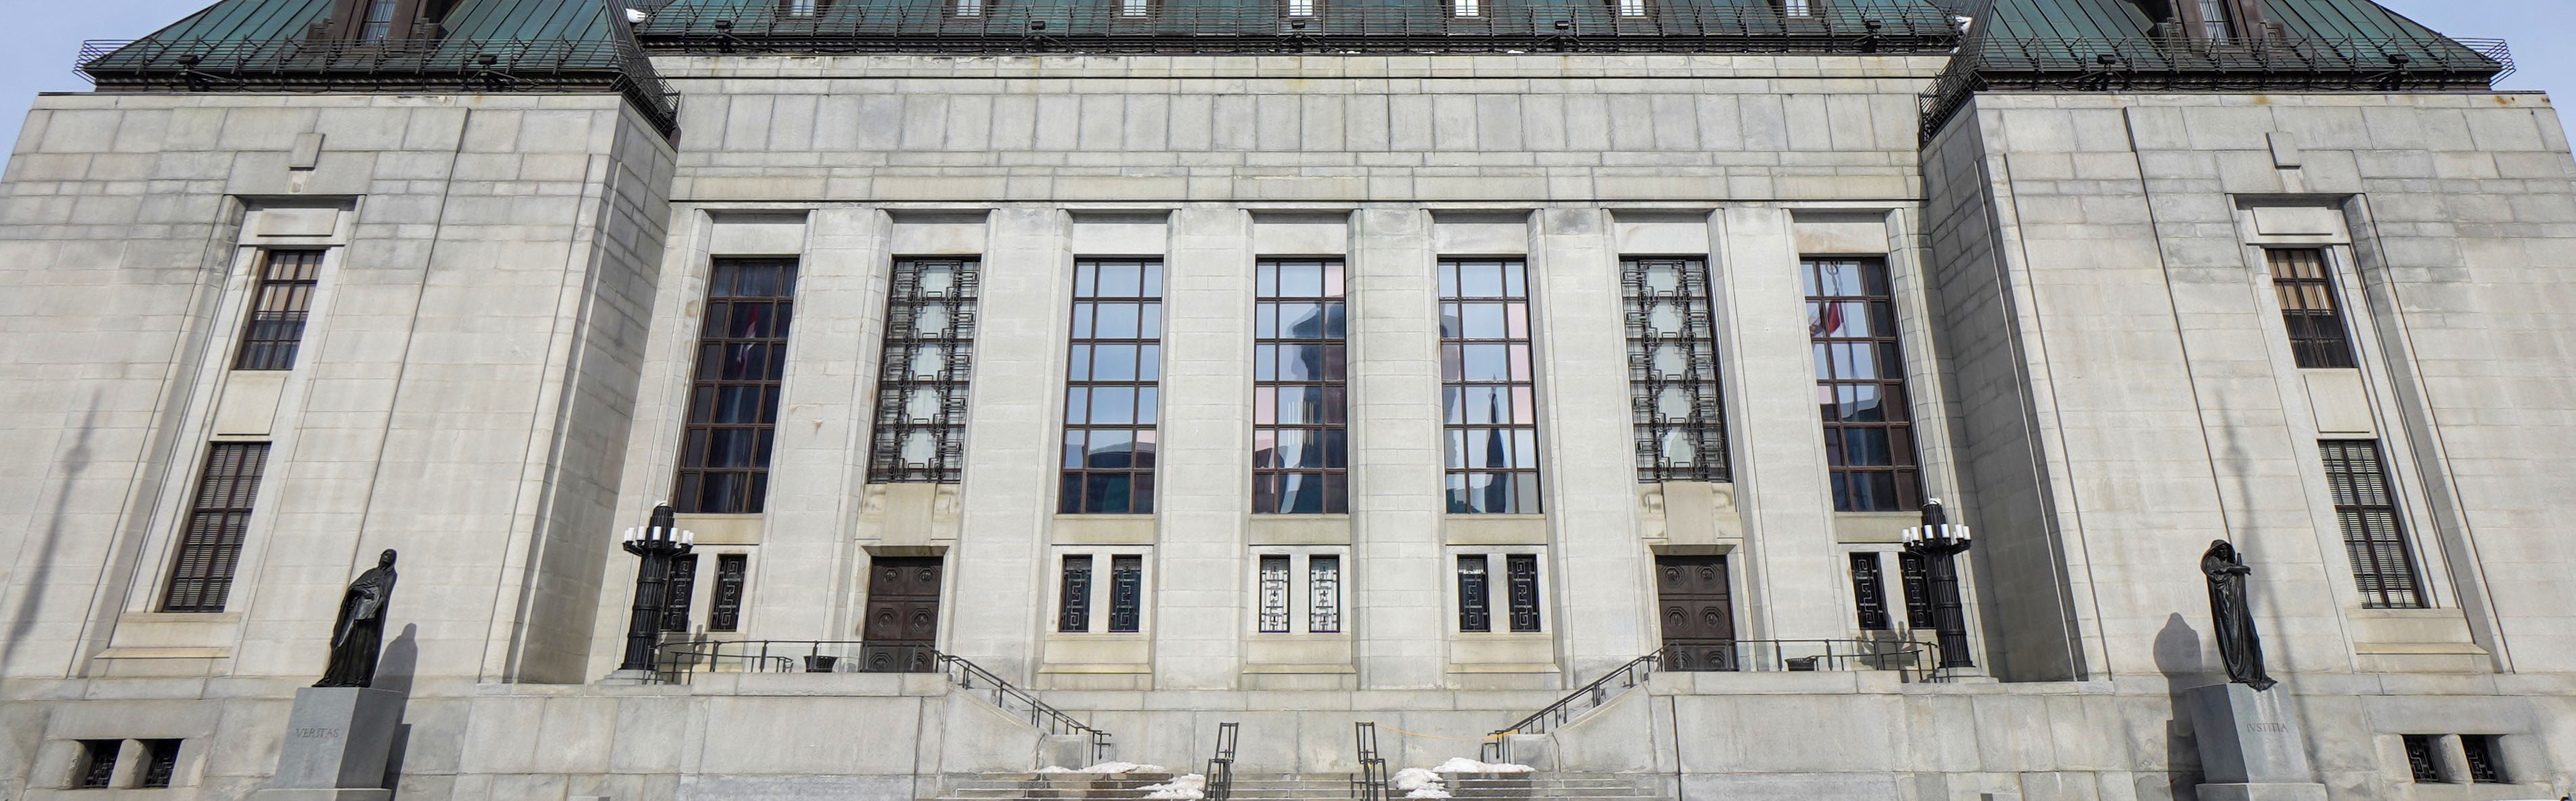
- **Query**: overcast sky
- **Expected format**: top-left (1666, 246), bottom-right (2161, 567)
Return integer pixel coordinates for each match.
top-left (3, 0), bottom-right (2571, 157)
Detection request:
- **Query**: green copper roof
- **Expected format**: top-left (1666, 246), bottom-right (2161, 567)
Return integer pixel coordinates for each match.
top-left (1969, 0), bottom-right (2460, 42)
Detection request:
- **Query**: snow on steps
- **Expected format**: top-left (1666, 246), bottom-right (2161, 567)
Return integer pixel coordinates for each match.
top-left (927, 772), bottom-right (1665, 801)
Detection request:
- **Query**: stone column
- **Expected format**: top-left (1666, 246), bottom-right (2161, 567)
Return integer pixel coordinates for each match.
top-left (757, 208), bottom-right (889, 641)
top-left (1711, 206), bottom-right (1847, 643)
top-left (1153, 204), bottom-right (1255, 689)
top-left (944, 207), bottom-right (1071, 679)
top-left (1348, 205), bottom-right (1448, 688)
top-left (1531, 207), bottom-right (1653, 674)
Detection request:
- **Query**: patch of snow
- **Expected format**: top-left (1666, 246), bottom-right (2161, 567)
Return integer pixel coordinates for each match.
top-left (1390, 768), bottom-right (1444, 792)
top-left (1140, 773), bottom-right (1207, 800)
top-left (1404, 787), bottom-right (1452, 799)
top-left (1430, 758), bottom-right (1533, 774)
top-left (1037, 762), bottom-right (1172, 775)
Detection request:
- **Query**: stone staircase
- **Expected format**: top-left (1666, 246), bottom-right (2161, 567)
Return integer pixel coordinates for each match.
top-left (925, 772), bottom-right (1666, 801)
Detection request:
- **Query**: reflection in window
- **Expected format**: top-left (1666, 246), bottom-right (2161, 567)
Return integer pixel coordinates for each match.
top-left (1450, 0), bottom-right (1480, 16)
top-left (2267, 249), bottom-right (2357, 369)
top-left (1255, 259), bottom-right (1349, 513)
top-left (784, 0), bottom-right (824, 16)
top-left (870, 258), bottom-right (979, 484)
top-left (2320, 440), bottom-right (2426, 609)
top-left (1440, 258), bottom-right (1542, 514)
top-left (1120, 0), bottom-right (1151, 16)
top-left (1285, 0), bottom-right (1315, 16)
top-left (1624, 257), bottom-right (1729, 482)
top-left (164, 442), bottom-right (270, 612)
top-left (236, 249), bottom-right (324, 371)
top-left (1804, 258), bottom-right (1919, 512)
top-left (677, 259), bottom-right (799, 513)
top-left (1777, 0), bottom-right (1810, 16)
top-left (1060, 259), bottom-right (1163, 514)
top-left (1614, 0), bottom-right (1646, 16)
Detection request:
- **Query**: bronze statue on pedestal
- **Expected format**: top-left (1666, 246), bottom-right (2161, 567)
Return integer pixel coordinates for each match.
top-left (2200, 540), bottom-right (2275, 691)
top-left (316, 549), bottom-right (399, 688)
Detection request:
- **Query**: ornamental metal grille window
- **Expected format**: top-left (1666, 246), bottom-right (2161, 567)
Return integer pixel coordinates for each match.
top-left (1440, 258), bottom-right (1542, 514)
top-left (1804, 258), bottom-right (1921, 512)
top-left (869, 258), bottom-right (980, 484)
top-left (2267, 249), bottom-right (2358, 369)
top-left (163, 442), bottom-right (269, 612)
top-left (1457, 555), bottom-right (1492, 632)
top-left (1255, 259), bottom-right (1350, 513)
top-left (1309, 555), bottom-right (1341, 633)
top-left (1897, 551), bottom-right (1933, 628)
top-left (2463, 735), bottom-right (2504, 783)
top-left (660, 554), bottom-right (699, 633)
top-left (1258, 555), bottom-right (1293, 633)
top-left (1623, 257), bottom-right (1729, 482)
top-left (2319, 440), bottom-right (2426, 609)
top-left (1505, 553), bottom-right (1541, 633)
top-left (236, 249), bottom-right (323, 371)
top-left (709, 554), bottom-right (747, 632)
top-left (676, 259), bottom-right (799, 514)
top-left (76, 740), bottom-right (118, 789)
top-left (1060, 259), bottom-right (1163, 514)
top-left (2402, 735), bottom-right (2442, 782)
top-left (1059, 555), bottom-right (1094, 633)
top-left (1850, 552), bottom-right (1892, 631)
top-left (1108, 555), bottom-right (1144, 633)
top-left (139, 739), bottom-right (181, 789)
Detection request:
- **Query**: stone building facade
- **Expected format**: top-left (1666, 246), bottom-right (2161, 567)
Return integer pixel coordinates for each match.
top-left (2, 0), bottom-right (2573, 798)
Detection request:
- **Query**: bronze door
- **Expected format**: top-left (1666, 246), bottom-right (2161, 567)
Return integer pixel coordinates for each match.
top-left (1655, 555), bottom-right (1737, 671)
top-left (860, 556), bottom-right (943, 672)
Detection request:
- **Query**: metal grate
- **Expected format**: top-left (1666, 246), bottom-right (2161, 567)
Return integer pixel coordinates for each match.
top-left (1059, 555), bottom-right (1093, 633)
top-left (661, 554), bottom-right (700, 633)
top-left (1253, 259), bottom-right (1350, 513)
top-left (1505, 553), bottom-right (1541, 633)
top-left (2268, 249), bottom-right (2358, 369)
top-left (1897, 551), bottom-right (1932, 629)
top-left (163, 442), bottom-right (271, 613)
top-left (1805, 258), bottom-right (1921, 512)
top-left (1059, 259), bottom-right (1163, 514)
top-left (2402, 735), bottom-right (2441, 783)
top-left (1622, 256), bottom-right (1731, 482)
top-left (235, 250), bottom-right (324, 371)
top-left (1258, 555), bottom-right (1292, 633)
top-left (2462, 735), bottom-right (2504, 783)
top-left (1308, 555), bottom-right (1341, 633)
top-left (869, 258), bottom-right (981, 484)
top-left (1440, 258), bottom-right (1543, 514)
top-left (1107, 555), bottom-right (1143, 633)
top-left (1850, 552), bottom-right (1891, 631)
top-left (139, 739), bottom-right (181, 789)
top-left (677, 259), bottom-right (799, 514)
top-left (709, 554), bottom-right (747, 632)
top-left (1457, 555), bottom-right (1491, 632)
top-left (631, 1), bottom-right (1959, 55)
top-left (2319, 440), bottom-right (2425, 609)
top-left (76, 740), bottom-right (119, 789)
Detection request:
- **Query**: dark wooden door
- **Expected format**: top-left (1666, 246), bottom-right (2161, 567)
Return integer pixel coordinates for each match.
top-left (1655, 555), bottom-right (1737, 671)
top-left (860, 556), bottom-right (943, 672)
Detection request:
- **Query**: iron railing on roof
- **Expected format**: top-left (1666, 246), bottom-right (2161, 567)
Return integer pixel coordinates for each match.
top-left (1920, 35), bottom-right (2512, 141)
top-left (76, 37), bottom-right (680, 139)
top-left (631, 1), bottom-right (1960, 54)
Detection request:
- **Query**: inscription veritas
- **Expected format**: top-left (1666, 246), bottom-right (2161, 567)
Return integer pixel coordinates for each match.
top-left (292, 727), bottom-right (346, 738)
top-left (2248, 723), bottom-right (2290, 732)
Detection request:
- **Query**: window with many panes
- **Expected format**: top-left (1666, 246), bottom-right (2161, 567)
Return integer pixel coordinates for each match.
top-left (676, 259), bottom-right (799, 514)
top-left (1057, 552), bottom-right (1147, 633)
top-left (2267, 249), bottom-right (2357, 369)
top-left (1440, 258), bottom-right (1542, 514)
top-left (163, 442), bottom-right (270, 612)
top-left (1804, 258), bottom-right (1921, 512)
top-left (1254, 553), bottom-right (1342, 634)
top-left (1455, 553), bottom-right (1541, 633)
top-left (1623, 257), bottom-right (1729, 482)
top-left (1060, 259), bottom-right (1163, 514)
top-left (708, 554), bottom-right (747, 632)
top-left (869, 258), bottom-right (980, 484)
top-left (2319, 440), bottom-right (2426, 609)
top-left (1255, 259), bottom-right (1350, 513)
top-left (1850, 552), bottom-right (1892, 631)
top-left (236, 250), bottom-right (324, 371)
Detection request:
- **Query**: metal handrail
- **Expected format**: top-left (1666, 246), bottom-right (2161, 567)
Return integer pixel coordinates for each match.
top-left (1352, 723), bottom-right (1389, 801)
top-left (1489, 647), bottom-right (1666, 748)
top-left (74, 37), bottom-right (679, 138)
top-left (1922, 34), bottom-right (2512, 141)
top-left (652, 639), bottom-right (1115, 762)
top-left (1206, 722), bottom-right (1239, 801)
top-left (634, 1), bottom-right (1959, 54)
top-left (1481, 638), bottom-right (1936, 759)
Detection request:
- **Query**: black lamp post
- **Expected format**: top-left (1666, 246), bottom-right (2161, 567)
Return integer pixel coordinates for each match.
top-left (1901, 498), bottom-right (1974, 669)
top-left (616, 503), bottom-right (695, 674)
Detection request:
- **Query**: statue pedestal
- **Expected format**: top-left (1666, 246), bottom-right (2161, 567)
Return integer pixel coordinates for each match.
top-left (251, 687), bottom-right (405, 801)
top-left (2186, 683), bottom-right (2326, 801)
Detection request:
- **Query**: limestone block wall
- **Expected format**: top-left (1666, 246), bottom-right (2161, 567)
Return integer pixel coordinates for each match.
top-left (0, 92), bottom-right (676, 693)
top-left (1922, 91), bottom-right (2576, 683)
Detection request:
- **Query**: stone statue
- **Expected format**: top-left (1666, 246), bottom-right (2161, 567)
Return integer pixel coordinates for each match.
top-left (2199, 540), bottom-right (2275, 691)
top-left (316, 549), bottom-right (399, 689)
